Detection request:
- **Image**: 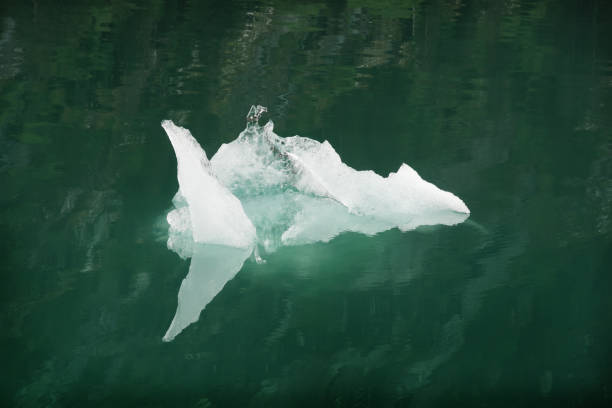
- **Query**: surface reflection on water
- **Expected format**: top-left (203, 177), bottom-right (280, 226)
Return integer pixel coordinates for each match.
top-left (163, 245), bottom-right (251, 342)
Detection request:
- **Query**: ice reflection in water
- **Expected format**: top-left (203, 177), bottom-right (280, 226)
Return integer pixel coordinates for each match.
top-left (163, 245), bottom-right (251, 342)
top-left (162, 107), bottom-right (470, 341)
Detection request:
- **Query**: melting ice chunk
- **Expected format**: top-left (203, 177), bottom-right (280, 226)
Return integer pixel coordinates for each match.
top-left (208, 118), bottom-right (469, 247)
top-left (162, 120), bottom-right (255, 250)
top-left (161, 109), bottom-right (470, 341)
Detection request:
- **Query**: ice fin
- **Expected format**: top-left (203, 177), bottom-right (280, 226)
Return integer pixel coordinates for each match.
top-left (161, 120), bottom-right (256, 249)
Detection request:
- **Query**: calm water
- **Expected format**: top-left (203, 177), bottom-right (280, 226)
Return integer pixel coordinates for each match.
top-left (1, 0), bottom-right (611, 406)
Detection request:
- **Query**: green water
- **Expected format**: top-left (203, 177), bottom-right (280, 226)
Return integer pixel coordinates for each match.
top-left (1, 0), bottom-right (611, 406)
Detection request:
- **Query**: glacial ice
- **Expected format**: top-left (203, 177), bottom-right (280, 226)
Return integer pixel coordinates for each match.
top-left (162, 120), bottom-right (255, 251)
top-left (161, 109), bottom-right (470, 341)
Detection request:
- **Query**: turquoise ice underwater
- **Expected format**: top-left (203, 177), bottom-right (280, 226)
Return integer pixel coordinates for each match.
top-left (161, 107), bottom-right (470, 341)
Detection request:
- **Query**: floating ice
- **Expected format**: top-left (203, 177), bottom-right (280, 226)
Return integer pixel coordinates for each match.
top-left (162, 120), bottom-right (255, 251)
top-left (161, 107), bottom-right (470, 341)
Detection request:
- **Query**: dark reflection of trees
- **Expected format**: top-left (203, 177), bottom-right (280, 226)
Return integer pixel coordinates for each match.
top-left (0, 0), bottom-right (610, 406)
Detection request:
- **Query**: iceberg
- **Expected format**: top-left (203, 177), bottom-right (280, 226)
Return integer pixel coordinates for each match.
top-left (161, 107), bottom-right (469, 341)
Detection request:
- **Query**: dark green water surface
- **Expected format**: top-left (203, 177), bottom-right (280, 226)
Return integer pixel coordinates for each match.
top-left (1, 0), bottom-right (611, 406)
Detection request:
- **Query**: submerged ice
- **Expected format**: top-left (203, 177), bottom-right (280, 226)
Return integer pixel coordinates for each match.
top-left (161, 107), bottom-right (470, 341)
